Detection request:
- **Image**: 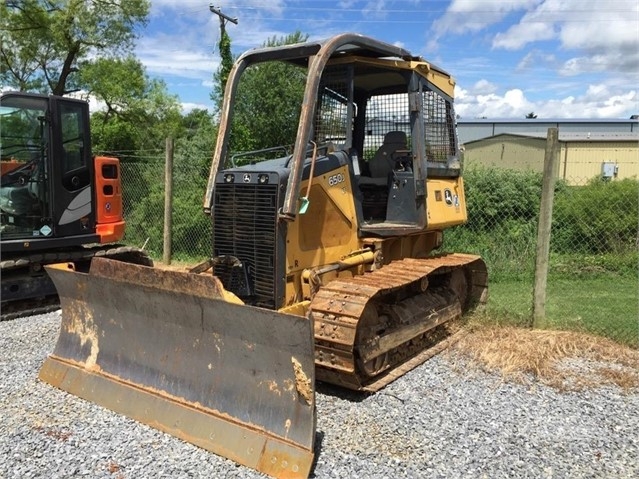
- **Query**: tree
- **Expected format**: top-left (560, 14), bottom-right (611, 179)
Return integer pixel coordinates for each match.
top-left (177, 108), bottom-right (217, 175)
top-left (1, 0), bottom-right (149, 96)
top-left (123, 108), bottom-right (218, 259)
top-left (89, 78), bottom-right (183, 158)
top-left (525, 112), bottom-right (538, 119)
top-left (230, 31), bottom-right (309, 152)
top-left (80, 56), bottom-right (147, 120)
top-left (211, 27), bottom-right (234, 108)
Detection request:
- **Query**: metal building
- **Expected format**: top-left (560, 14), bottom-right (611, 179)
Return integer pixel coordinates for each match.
top-left (457, 118), bottom-right (639, 145)
top-left (461, 131), bottom-right (639, 185)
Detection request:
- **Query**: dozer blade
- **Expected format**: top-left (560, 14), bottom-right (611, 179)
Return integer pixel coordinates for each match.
top-left (38, 258), bottom-right (315, 479)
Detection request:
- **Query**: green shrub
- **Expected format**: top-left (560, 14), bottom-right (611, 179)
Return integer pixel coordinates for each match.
top-left (549, 251), bottom-right (638, 278)
top-left (448, 167), bottom-right (638, 279)
top-left (444, 221), bottom-right (537, 282)
top-left (462, 166), bottom-right (545, 231)
top-left (552, 177), bottom-right (639, 254)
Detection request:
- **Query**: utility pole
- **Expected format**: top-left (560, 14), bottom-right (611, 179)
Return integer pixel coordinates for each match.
top-left (209, 5), bottom-right (238, 28)
top-left (209, 5), bottom-right (238, 98)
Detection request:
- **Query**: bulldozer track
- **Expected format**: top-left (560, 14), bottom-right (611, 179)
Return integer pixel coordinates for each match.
top-left (1, 245), bottom-right (152, 322)
top-left (310, 253), bottom-right (487, 391)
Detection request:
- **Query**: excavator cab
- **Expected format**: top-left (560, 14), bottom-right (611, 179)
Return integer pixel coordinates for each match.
top-left (0, 92), bottom-right (124, 249)
top-left (1, 92), bottom-right (142, 319)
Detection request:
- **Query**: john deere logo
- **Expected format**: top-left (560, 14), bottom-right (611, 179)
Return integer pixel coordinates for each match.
top-left (243, 174), bottom-right (251, 183)
top-left (444, 189), bottom-right (453, 206)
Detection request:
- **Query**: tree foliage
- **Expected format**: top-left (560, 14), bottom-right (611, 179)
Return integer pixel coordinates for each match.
top-left (1, 0), bottom-right (149, 96)
top-left (80, 56), bottom-right (147, 118)
top-left (553, 178), bottom-right (639, 254)
top-left (229, 31), bottom-right (309, 152)
top-left (89, 78), bottom-right (183, 158)
top-left (211, 25), bottom-right (234, 108)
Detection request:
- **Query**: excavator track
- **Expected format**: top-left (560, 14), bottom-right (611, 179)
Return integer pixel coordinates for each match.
top-left (1, 245), bottom-right (152, 321)
top-left (311, 253), bottom-right (487, 391)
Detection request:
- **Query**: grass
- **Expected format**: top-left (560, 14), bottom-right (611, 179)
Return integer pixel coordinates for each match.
top-left (545, 277), bottom-right (638, 345)
top-left (452, 325), bottom-right (639, 392)
top-left (484, 274), bottom-right (638, 347)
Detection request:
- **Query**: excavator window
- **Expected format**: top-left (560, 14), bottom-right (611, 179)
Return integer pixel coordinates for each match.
top-left (0, 95), bottom-right (50, 239)
top-left (59, 102), bottom-right (90, 192)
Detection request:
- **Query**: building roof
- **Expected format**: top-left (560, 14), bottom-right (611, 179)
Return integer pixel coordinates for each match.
top-left (463, 132), bottom-right (639, 145)
top-left (458, 118), bottom-right (639, 125)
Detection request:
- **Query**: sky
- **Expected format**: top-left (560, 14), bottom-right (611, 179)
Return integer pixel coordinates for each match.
top-left (136, 0), bottom-right (639, 119)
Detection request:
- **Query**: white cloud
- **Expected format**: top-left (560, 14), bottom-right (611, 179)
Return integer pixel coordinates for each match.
top-left (429, 0), bottom-right (542, 47)
top-left (516, 50), bottom-right (556, 71)
top-left (455, 82), bottom-right (638, 119)
top-left (492, 22), bottom-right (554, 50)
top-left (361, 0), bottom-right (389, 19)
top-left (137, 36), bottom-right (217, 81)
top-left (180, 101), bottom-right (214, 113)
top-left (560, 51), bottom-right (639, 77)
top-left (491, 0), bottom-right (638, 54)
top-left (472, 79), bottom-right (498, 95)
top-left (542, 90), bottom-right (637, 118)
top-left (559, 8), bottom-right (638, 52)
top-left (455, 85), bottom-right (535, 118)
top-left (431, 0), bottom-right (639, 86)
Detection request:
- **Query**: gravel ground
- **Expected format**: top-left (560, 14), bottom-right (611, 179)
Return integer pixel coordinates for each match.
top-left (1, 311), bottom-right (638, 479)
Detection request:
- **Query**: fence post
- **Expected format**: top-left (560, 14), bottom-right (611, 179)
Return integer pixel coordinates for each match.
top-left (163, 137), bottom-right (174, 265)
top-left (532, 128), bottom-right (559, 328)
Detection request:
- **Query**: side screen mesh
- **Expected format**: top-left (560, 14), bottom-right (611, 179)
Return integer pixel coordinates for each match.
top-left (363, 84), bottom-right (457, 163)
top-left (314, 66), bottom-right (350, 145)
top-left (423, 90), bottom-right (457, 162)
top-left (314, 65), bottom-right (458, 165)
top-left (364, 93), bottom-right (409, 158)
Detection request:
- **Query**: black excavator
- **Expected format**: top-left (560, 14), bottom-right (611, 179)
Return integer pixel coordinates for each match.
top-left (0, 91), bottom-right (152, 320)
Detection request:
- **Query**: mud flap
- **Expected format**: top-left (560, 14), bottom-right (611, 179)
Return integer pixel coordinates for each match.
top-left (39, 258), bottom-right (316, 479)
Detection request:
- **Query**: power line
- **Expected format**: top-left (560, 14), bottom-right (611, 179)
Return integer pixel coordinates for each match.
top-left (226, 16), bottom-right (638, 24)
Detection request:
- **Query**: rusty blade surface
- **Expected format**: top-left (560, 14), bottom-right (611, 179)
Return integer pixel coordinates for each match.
top-left (39, 258), bottom-right (315, 479)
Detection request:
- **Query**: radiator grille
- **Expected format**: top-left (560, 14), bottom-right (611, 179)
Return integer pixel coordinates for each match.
top-left (213, 182), bottom-right (279, 308)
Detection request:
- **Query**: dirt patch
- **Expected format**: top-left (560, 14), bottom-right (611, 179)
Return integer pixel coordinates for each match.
top-left (452, 324), bottom-right (639, 392)
top-left (291, 357), bottom-right (313, 405)
top-left (154, 261), bottom-right (197, 272)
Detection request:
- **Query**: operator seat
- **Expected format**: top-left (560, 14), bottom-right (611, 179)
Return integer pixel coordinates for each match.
top-left (368, 130), bottom-right (408, 178)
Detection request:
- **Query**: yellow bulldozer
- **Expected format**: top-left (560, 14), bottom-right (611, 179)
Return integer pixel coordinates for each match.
top-left (39, 34), bottom-right (487, 478)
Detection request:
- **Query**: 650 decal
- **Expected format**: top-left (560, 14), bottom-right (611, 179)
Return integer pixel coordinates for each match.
top-left (327, 173), bottom-right (345, 186)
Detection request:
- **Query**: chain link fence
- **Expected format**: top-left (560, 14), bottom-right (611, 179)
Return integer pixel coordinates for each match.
top-left (445, 163), bottom-right (638, 347)
top-left (547, 168), bottom-right (637, 347)
top-left (119, 145), bottom-right (638, 347)
top-left (120, 152), bottom-right (212, 263)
